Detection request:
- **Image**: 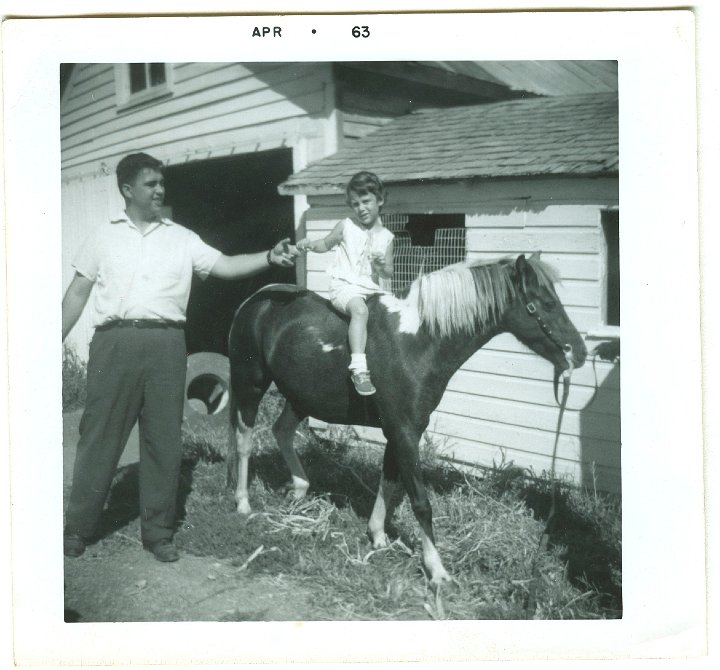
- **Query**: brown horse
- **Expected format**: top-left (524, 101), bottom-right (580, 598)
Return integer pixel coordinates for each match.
top-left (226, 254), bottom-right (587, 585)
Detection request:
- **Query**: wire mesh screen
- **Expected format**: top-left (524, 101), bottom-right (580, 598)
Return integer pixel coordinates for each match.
top-left (383, 215), bottom-right (466, 295)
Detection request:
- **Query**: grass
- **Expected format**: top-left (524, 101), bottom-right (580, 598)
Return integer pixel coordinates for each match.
top-left (62, 345), bottom-right (87, 412)
top-left (174, 388), bottom-right (622, 621)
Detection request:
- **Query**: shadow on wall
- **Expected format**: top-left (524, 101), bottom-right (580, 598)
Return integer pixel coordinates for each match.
top-left (579, 341), bottom-right (621, 495)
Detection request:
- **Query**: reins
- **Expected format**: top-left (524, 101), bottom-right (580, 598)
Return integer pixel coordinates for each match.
top-left (524, 367), bottom-right (570, 619)
top-left (519, 280), bottom-right (576, 618)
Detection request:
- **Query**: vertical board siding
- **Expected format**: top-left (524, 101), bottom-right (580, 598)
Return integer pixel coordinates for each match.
top-left (62, 171), bottom-right (122, 360)
top-left (304, 180), bottom-right (620, 491)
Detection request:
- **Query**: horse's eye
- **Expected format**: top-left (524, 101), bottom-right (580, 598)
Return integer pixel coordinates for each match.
top-left (543, 299), bottom-right (556, 310)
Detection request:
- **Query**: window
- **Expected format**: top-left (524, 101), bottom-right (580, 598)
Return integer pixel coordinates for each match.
top-left (116, 63), bottom-right (172, 110)
top-left (384, 214), bottom-right (466, 295)
top-left (129, 63), bottom-right (167, 93)
top-left (602, 209), bottom-right (620, 326)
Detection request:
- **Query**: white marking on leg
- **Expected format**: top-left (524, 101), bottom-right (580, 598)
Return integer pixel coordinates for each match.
top-left (272, 403), bottom-right (310, 497)
top-left (379, 285), bottom-right (421, 334)
top-left (234, 414), bottom-right (254, 515)
top-left (368, 477), bottom-right (398, 548)
top-left (419, 527), bottom-right (451, 587)
top-left (290, 475), bottom-right (310, 499)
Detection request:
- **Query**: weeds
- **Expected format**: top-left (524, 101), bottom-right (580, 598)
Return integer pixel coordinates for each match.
top-left (173, 389), bottom-right (622, 620)
top-left (62, 345), bottom-right (86, 412)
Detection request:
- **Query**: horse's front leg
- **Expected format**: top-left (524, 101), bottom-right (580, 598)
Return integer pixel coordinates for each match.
top-left (272, 401), bottom-right (310, 500)
top-left (390, 426), bottom-right (452, 587)
top-left (368, 445), bottom-right (404, 549)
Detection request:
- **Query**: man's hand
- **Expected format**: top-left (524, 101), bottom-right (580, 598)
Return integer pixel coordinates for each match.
top-left (269, 238), bottom-right (297, 267)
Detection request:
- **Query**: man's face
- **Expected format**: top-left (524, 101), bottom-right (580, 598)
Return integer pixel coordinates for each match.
top-left (122, 168), bottom-right (165, 219)
top-left (349, 190), bottom-right (383, 228)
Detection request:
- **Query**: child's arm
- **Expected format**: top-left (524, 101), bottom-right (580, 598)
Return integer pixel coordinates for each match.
top-left (297, 220), bottom-right (344, 253)
top-left (371, 239), bottom-right (394, 281)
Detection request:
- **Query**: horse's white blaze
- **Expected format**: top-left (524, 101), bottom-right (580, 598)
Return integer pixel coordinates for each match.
top-left (379, 287), bottom-right (421, 335)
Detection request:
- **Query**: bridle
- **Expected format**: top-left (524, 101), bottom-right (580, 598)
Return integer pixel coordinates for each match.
top-left (519, 284), bottom-right (576, 400)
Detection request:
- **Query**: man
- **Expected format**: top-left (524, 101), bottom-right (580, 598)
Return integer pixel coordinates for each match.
top-left (62, 152), bottom-right (296, 562)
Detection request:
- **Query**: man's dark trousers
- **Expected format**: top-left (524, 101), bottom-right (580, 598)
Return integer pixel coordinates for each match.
top-left (64, 324), bottom-right (186, 546)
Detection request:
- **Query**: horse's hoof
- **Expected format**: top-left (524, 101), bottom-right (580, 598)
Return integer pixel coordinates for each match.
top-left (284, 477), bottom-right (309, 500)
top-left (369, 532), bottom-right (389, 550)
top-left (236, 500), bottom-right (252, 515)
top-left (430, 571), bottom-right (458, 592)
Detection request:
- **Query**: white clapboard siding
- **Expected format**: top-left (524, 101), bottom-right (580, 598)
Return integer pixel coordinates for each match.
top-left (446, 369), bottom-right (620, 415)
top-left (466, 228), bottom-right (602, 255)
top-left (310, 421), bottom-right (620, 492)
top-left (62, 63), bottom-right (332, 174)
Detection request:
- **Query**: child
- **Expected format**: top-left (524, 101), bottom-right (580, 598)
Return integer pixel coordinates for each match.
top-left (296, 171), bottom-right (394, 395)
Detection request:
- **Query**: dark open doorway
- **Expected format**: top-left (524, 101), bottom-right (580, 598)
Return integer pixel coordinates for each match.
top-left (164, 149), bottom-right (295, 355)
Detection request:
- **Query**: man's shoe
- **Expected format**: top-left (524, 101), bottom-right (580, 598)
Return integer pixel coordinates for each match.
top-left (63, 533), bottom-right (86, 558)
top-left (146, 539), bottom-right (179, 563)
top-left (351, 370), bottom-right (376, 396)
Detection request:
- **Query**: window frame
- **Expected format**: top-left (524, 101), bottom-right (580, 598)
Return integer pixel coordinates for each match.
top-left (115, 63), bottom-right (173, 111)
top-left (587, 206), bottom-right (620, 340)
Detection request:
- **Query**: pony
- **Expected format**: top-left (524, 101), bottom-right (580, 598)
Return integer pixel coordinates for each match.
top-left (226, 254), bottom-right (587, 586)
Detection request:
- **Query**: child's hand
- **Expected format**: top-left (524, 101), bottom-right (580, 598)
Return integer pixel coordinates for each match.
top-left (370, 252), bottom-right (385, 267)
top-left (296, 238), bottom-right (312, 253)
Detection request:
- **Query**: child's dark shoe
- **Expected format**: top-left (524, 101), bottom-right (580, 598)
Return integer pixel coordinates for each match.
top-left (351, 370), bottom-right (376, 395)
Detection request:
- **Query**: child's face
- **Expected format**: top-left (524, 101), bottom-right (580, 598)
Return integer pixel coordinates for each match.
top-left (348, 190), bottom-right (383, 227)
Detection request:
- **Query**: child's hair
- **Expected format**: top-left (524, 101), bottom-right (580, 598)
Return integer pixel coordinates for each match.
top-left (116, 152), bottom-right (164, 195)
top-left (346, 171), bottom-right (387, 208)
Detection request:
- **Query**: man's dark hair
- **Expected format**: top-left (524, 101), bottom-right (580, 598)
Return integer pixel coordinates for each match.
top-left (116, 153), bottom-right (164, 195)
top-left (345, 171), bottom-right (387, 206)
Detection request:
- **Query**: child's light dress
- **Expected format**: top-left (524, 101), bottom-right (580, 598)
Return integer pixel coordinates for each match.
top-left (328, 217), bottom-right (394, 313)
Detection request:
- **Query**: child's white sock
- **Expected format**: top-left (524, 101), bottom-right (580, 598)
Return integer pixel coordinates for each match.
top-left (349, 353), bottom-right (368, 372)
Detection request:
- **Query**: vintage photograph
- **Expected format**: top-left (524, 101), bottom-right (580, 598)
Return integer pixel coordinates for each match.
top-left (59, 60), bottom-right (621, 622)
top-left (4, 8), bottom-right (705, 666)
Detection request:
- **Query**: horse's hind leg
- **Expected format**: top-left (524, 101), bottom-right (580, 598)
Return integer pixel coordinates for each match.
top-left (272, 401), bottom-right (309, 500)
top-left (227, 371), bottom-right (268, 515)
top-left (228, 395), bottom-right (258, 515)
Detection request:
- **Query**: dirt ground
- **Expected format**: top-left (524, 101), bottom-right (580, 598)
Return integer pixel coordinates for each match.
top-left (63, 410), bottom-right (318, 623)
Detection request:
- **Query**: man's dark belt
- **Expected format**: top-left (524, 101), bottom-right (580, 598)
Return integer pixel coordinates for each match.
top-left (96, 319), bottom-right (185, 331)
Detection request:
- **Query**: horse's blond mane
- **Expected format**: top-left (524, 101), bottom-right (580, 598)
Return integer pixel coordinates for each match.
top-left (413, 256), bottom-right (560, 338)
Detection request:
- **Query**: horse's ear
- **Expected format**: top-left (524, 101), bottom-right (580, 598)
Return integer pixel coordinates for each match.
top-left (529, 250), bottom-right (542, 262)
top-left (515, 254), bottom-right (539, 294)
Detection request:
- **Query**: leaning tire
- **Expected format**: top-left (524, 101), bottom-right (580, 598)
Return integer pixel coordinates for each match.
top-left (183, 352), bottom-right (230, 432)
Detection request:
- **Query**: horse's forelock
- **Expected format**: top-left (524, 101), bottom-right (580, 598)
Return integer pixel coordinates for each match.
top-left (525, 256), bottom-right (562, 292)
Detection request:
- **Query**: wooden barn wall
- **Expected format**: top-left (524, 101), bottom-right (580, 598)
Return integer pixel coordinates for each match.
top-left (61, 62), bottom-right (335, 178)
top-left (302, 176), bottom-right (621, 492)
top-left (61, 171), bottom-right (123, 360)
top-left (61, 62), bottom-right (338, 357)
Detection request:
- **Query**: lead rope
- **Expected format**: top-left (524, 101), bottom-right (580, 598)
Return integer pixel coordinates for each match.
top-left (524, 351), bottom-right (573, 619)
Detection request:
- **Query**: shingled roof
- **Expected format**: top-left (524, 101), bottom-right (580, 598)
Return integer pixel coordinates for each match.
top-left (279, 93), bottom-right (618, 196)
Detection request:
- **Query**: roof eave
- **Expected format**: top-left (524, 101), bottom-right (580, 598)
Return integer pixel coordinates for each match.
top-left (278, 170), bottom-right (619, 196)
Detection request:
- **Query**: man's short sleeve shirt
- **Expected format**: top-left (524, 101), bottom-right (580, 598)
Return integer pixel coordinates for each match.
top-left (72, 213), bottom-right (222, 326)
